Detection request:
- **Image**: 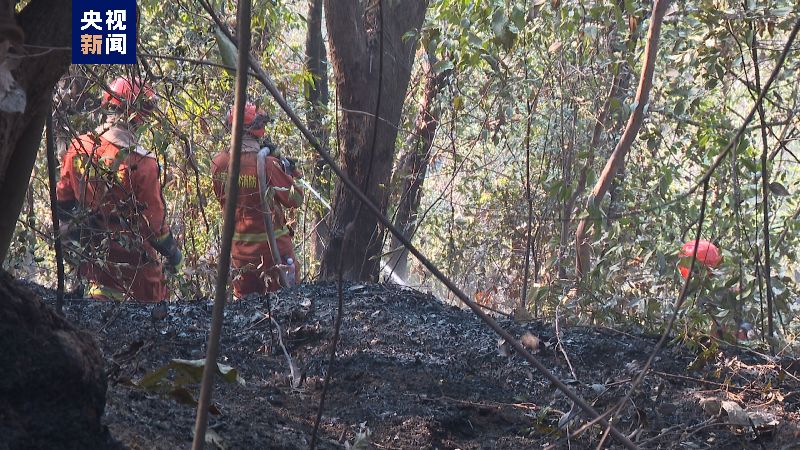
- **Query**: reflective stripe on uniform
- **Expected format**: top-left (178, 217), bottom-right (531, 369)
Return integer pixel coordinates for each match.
top-left (214, 172), bottom-right (258, 189)
top-left (87, 283), bottom-right (126, 301)
top-left (154, 231), bottom-right (171, 244)
top-left (233, 227), bottom-right (289, 243)
top-left (289, 184), bottom-right (303, 205)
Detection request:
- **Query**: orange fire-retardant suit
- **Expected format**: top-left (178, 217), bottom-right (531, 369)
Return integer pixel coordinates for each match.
top-left (211, 105), bottom-right (303, 297)
top-left (55, 77), bottom-right (181, 302)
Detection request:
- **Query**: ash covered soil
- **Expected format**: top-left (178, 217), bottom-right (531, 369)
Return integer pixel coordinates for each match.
top-left (30, 282), bottom-right (800, 449)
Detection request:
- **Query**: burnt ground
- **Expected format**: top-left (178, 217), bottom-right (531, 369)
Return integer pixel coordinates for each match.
top-left (26, 281), bottom-right (800, 449)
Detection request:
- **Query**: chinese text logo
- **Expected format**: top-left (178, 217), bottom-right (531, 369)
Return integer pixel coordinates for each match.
top-left (73, 1), bottom-right (137, 64)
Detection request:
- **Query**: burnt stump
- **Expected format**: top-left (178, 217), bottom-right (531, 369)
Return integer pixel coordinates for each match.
top-left (0, 270), bottom-right (120, 450)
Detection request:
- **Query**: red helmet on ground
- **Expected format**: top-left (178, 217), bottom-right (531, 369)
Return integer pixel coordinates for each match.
top-left (227, 102), bottom-right (268, 137)
top-left (101, 77), bottom-right (156, 115)
top-left (678, 239), bottom-right (722, 279)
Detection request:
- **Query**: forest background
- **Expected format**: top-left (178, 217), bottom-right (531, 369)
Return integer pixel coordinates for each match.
top-left (5, 0), bottom-right (800, 344)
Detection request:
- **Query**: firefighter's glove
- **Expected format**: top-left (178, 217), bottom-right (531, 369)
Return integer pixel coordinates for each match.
top-left (165, 247), bottom-right (183, 274)
top-left (151, 232), bottom-right (183, 273)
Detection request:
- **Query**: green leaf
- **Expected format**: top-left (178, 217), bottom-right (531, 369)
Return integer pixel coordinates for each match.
top-left (216, 362), bottom-right (246, 386)
top-left (136, 365), bottom-right (171, 390)
top-left (402, 30), bottom-right (418, 43)
top-left (491, 8), bottom-right (507, 38)
top-left (214, 26), bottom-right (238, 75)
top-left (768, 181), bottom-right (790, 196)
top-left (511, 4), bottom-right (527, 29)
top-left (432, 60), bottom-right (454, 75)
top-left (170, 387), bottom-right (198, 406)
top-left (136, 359), bottom-right (245, 392)
top-left (674, 100), bottom-right (685, 116)
top-left (467, 32), bottom-right (483, 48)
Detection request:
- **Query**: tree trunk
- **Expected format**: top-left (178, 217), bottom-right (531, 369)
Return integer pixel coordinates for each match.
top-left (556, 101), bottom-right (577, 279)
top-left (0, 3), bottom-right (115, 447)
top-left (0, 0), bottom-right (73, 264)
top-left (561, 73), bottom-right (619, 278)
top-left (0, 270), bottom-right (120, 448)
top-left (575, 0), bottom-right (670, 280)
top-left (604, 56), bottom-right (637, 227)
top-left (386, 55), bottom-right (448, 281)
top-left (320, 0), bottom-right (428, 281)
top-left (304, 0), bottom-right (331, 261)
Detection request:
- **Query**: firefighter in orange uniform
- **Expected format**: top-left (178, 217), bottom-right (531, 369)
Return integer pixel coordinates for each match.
top-left (55, 77), bottom-right (182, 302)
top-left (211, 102), bottom-right (304, 297)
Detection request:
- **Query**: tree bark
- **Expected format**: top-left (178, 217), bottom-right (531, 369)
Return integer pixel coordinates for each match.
top-left (386, 55), bottom-right (448, 281)
top-left (0, 0), bottom-right (73, 264)
top-left (0, 270), bottom-right (121, 448)
top-left (0, 3), bottom-right (116, 447)
top-left (575, 0), bottom-right (670, 280)
top-left (320, 0), bottom-right (428, 280)
top-left (304, 0), bottom-right (331, 261)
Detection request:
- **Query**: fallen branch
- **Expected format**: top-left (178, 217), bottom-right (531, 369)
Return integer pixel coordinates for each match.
top-left (652, 370), bottom-right (748, 393)
top-left (270, 317), bottom-right (300, 389)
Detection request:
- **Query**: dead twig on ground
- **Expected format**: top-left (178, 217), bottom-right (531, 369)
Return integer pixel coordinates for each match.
top-left (555, 305), bottom-right (578, 381)
top-left (652, 370), bottom-right (748, 392)
top-left (636, 417), bottom-right (717, 447)
top-left (410, 393), bottom-right (540, 412)
top-left (554, 305), bottom-right (581, 434)
top-left (270, 317), bottom-right (300, 389)
top-left (310, 225), bottom-right (352, 450)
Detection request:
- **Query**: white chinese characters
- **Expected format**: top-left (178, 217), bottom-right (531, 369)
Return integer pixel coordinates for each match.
top-left (106, 34), bottom-right (127, 55)
top-left (106, 10), bottom-right (127, 31)
top-left (80, 10), bottom-right (103, 31)
top-left (77, 9), bottom-right (131, 57)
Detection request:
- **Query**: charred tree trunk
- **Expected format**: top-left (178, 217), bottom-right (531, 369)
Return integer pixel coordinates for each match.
top-left (0, 3), bottom-right (114, 447)
top-left (0, 270), bottom-right (119, 448)
top-left (304, 0), bottom-right (331, 261)
top-left (0, 0), bottom-right (73, 264)
top-left (387, 55), bottom-right (448, 281)
top-left (320, 0), bottom-right (428, 281)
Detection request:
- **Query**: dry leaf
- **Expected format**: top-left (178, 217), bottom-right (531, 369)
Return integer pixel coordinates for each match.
top-left (521, 332), bottom-right (540, 352)
top-left (720, 400), bottom-right (749, 426)
top-left (497, 338), bottom-right (510, 357)
top-left (699, 397), bottom-right (722, 416)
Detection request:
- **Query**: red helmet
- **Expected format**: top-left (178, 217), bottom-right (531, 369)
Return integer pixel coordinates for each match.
top-left (226, 102), bottom-right (268, 137)
top-left (101, 77), bottom-right (156, 115)
top-left (678, 239), bottom-right (722, 279)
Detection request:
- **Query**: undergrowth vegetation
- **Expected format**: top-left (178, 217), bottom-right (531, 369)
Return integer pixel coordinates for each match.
top-left (6, 0), bottom-right (800, 349)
